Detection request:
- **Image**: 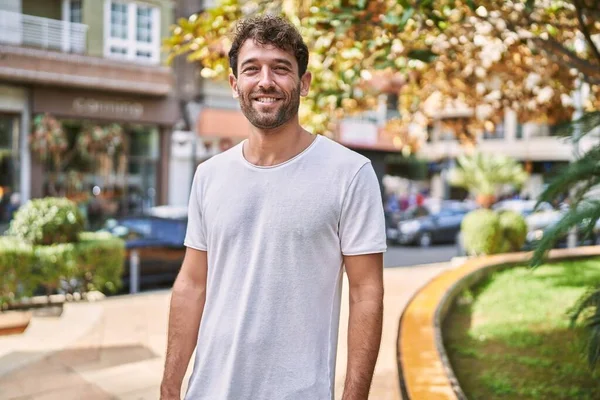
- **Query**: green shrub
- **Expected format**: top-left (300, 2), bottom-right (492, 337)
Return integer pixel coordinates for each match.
top-left (34, 242), bottom-right (77, 294)
top-left (31, 232), bottom-right (125, 295)
top-left (498, 210), bottom-right (527, 252)
top-left (462, 209), bottom-right (528, 255)
top-left (461, 209), bottom-right (502, 255)
top-left (0, 237), bottom-right (35, 308)
top-left (9, 197), bottom-right (84, 245)
top-left (74, 232), bottom-right (125, 293)
top-left (0, 232), bottom-right (125, 304)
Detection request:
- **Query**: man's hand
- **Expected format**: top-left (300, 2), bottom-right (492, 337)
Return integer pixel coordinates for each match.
top-left (160, 248), bottom-right (208, 400)
top-left (341, 252), bottom-right (384, 400)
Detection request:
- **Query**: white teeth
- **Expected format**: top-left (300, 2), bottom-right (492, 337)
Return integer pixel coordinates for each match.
top-left (256, 97), bottom-right (278, 103)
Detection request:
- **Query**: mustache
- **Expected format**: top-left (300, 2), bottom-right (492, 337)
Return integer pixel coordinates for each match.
top-left (249, 89), bottom-right (284, 97)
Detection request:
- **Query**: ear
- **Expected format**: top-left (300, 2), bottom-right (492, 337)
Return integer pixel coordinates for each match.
top-left (300, 71), bottom-right (312, 97)
top-left (229, 73), bottom-right (239, 99)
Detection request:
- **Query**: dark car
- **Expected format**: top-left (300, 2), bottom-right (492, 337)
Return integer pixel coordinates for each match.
top-left (395, 205), bottom-right (471, 247)
top-left (101, 211), bottom-right (187, 290)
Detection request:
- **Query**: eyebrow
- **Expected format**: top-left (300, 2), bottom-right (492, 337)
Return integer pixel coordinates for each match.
top-left (240, 58), bottom-right (294, 69)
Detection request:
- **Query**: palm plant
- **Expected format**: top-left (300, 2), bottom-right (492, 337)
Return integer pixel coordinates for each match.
top-left (532, 111), bottom-right (600, 369)
top-left (448, 152), bottom-right (529, 207)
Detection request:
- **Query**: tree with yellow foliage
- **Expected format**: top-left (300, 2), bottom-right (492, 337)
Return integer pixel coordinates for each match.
top-left (164, 0), bottom-right (600, 152)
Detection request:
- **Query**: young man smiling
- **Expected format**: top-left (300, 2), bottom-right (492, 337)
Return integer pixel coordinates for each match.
top-left (161, 15), bottom-right (386, 400)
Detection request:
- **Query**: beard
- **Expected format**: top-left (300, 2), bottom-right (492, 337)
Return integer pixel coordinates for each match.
top-left (238, 84), bottom-right (301, 130)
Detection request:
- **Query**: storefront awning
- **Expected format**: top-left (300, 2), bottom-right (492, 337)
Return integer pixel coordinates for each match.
top-left (196, 108), bottom-right (250, 139)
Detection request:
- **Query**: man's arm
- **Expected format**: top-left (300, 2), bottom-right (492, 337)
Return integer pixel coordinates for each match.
top-left (160, 247), bottom-right (208, 399)
top-left (342, 252), bottom-right (384, 400)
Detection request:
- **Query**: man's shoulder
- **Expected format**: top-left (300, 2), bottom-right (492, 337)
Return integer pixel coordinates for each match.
top-left (316, 135), bottom-right (371, 169)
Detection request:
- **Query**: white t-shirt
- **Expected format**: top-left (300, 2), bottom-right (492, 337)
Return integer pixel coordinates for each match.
top-left (184, 134), bottom-right (386, 400)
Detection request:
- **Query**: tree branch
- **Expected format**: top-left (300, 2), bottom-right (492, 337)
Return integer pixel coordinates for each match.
top-left (470, 3), bottom-right (600, 85)
top-left (531, 36), bottom-right (600, 85)
top-left (494, 6), bottom-right (600, 85)
top-left (574, 0), bottom-right (600, 66)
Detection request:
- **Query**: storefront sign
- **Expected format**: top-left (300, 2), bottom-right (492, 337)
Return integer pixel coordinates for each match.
top-left (72, 98), bottom-right (144, 119)
top-left (33, 88), bottom-right (178, 125)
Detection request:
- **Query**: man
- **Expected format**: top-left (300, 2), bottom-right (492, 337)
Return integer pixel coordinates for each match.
top-left (161, 15), bottom-right (386, 400)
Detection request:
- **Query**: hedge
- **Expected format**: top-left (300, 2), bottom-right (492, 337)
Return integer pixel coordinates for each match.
top-left (0, 232), bottom-right (125, 308)
top-left (75, 232), bottom-right (125, 293)
top-left (0, 237), bottom-right (36, 308)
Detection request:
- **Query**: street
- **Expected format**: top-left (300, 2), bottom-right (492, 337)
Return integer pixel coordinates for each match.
top-left (384, 244), bottom-right (458, 268)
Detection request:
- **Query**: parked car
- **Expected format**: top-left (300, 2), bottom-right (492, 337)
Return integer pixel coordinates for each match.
top-left (386, 199), bottom-right (475, 243)
top-left (100, 207), bottom-right (188, 290)
top-left (523, 206), bottom-right (598, 250)
top-left (395, 203), bottom-right (473, 247)
top-left (492, 199), bottom-right (554, 216)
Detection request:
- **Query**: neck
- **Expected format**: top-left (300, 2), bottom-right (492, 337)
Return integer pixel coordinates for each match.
top-left (243, 117), bottom-right (314, 167)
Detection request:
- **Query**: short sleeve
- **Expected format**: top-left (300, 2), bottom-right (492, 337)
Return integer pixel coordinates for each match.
top-left (339, 162), bottom-right (387, 256)
top-left (184, 168), bottom-right (207, 251)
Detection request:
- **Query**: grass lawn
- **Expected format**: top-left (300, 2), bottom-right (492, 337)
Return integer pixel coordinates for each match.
top-left (443, 257), bottom-right (600, 400)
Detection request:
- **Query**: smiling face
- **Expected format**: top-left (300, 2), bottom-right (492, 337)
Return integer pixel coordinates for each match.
top-left (229, 40), bottom-right (311, 131)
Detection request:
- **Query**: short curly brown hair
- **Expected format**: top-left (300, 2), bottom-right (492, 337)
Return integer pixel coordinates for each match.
top-left (228, 15), bottom-right (309, 78)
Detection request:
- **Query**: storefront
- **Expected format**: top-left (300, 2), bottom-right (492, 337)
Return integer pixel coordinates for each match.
top-left (30, 87), bottom-right (178, 227)
top-left (0, 85), bottom-right (30, 232)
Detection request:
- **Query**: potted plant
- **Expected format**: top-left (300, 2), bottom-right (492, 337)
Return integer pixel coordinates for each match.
top-left (448, 152), bottom-right (529, 208)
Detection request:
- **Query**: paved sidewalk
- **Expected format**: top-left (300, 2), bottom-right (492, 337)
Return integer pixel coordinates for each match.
top-left (0, 263), bottom-right (449, 400)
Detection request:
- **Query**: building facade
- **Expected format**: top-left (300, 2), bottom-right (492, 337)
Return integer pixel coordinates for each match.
top-left (0, 0), bottom-right (178, 229)
top-left (338, 106), bottom-right (597, 200)
top-left (417, 109), bottom-right (595, 200)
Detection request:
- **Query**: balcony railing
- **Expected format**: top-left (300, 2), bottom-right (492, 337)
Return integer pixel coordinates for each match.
top-left (0, 10), bottom-right (87, 53)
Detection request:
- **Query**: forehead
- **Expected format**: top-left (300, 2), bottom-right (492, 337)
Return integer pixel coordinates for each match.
top-left (237, 40), bottom-right (297, 69)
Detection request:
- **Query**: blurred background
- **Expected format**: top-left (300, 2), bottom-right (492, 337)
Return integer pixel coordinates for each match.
top-left (1, 0), bottom-right (597, 283)
top-left (0, 1), bottom-right (599, 398)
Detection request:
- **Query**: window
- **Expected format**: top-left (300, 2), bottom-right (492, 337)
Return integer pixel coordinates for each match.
top-left (61, 0), bottom-right (85, 53)
top-left (110, 2), bottom-right (128, 40)
top-left (516, 123), bottom-right (524, 139)
top-left (62, 0), bottom-right (83, 24)
top-left (127, 125), bottom-right (159, 214)
top-left (136, 6), bottom-right (153, 43)
top-left (483, 122), bottom-right (505, 139)
top-left (104, 1), bottom-right (160, 63)
top-left (70, 0), bottom-right (82, 23)
top-left (0, 114), bottom-right (20, 231)
top-left (42, 121), bottom-right (160, 228)
top-left (386, 93), bottom-right (400, 119)
top-left (111, 46), bottom-right (127, 55)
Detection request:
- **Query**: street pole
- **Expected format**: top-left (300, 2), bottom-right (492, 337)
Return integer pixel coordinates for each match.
top-left (567, 78), bottom-right (583, 248)
top-left (130, 249), bottom-right (140, 294)
top-left (567, 35), bottom-right (587, 248)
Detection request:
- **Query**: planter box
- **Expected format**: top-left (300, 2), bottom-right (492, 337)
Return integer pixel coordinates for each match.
top-left (0, 310), bottom-right (32, 336)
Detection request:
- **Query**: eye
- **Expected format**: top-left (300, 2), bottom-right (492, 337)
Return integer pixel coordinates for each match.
top-left (243, 66), bottom-right (259, 73)
top-left (274, 66), bottom-right (290, 72)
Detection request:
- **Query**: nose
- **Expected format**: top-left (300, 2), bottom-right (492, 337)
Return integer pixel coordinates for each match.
top-left (258, 66), bottom-right (275, 90)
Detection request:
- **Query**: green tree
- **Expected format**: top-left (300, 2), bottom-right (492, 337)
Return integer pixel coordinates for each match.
top-left (531, 111), bottom-right (600, 369)
top-left (164, 0), bottom-right (600, 150)
top-left (448, 152), bottom-right (528, 207)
